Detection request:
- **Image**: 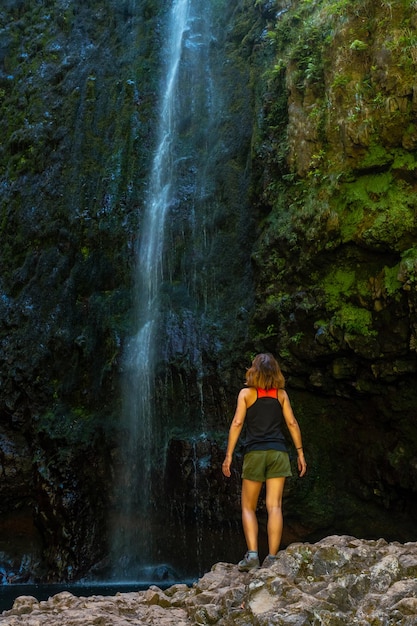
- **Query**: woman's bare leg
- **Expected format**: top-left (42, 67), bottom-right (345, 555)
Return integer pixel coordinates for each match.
top-left (265, 477), bottom-right (286, 555)
top-left (241, 479), bottom-right (263, 551)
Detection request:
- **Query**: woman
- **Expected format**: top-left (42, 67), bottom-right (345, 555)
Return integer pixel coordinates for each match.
top-left (222, 353), bottom-right (307, 571)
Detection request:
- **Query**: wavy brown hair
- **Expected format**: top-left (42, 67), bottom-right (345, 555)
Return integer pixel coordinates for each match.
top-left (245, 353), bottom-right (285, 390)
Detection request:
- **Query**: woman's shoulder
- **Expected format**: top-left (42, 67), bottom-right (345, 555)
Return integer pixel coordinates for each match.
top-left (239, 385), bottom-right (256, 395)
top-left (239, 386), bottom-right (257, 403)
top-left (277, 388), bottom-right (288, 403)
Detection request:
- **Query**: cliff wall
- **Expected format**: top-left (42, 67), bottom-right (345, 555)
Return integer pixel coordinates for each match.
top-left (1, 0), bottom-right (417, 581)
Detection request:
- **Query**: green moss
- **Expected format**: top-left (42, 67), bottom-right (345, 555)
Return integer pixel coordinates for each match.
top-left (331, 74), bottom-right (351, 89)
top-left (346, 172), bottom-right (393, 200)
top-left (392, 150), bottom-right (417, 171)
top-left (80, 246), bottom-right (89, 260)
top-left (363, 200), bottom-right (415, 248)
top-left (350, 39), bottom-right (368, 51)
top-left (322, 0), bottom-right (352, 17)
top-left (333, 304), bottom-right (376, 336)
top-left (331, 172), bottom-right (417, 249)
top-left (322, 268), bottom-right (356, 308)
top-left (399, 247), bottom-right (417, 284)
top-left (383, 264), bottom-right (402, 297)
top-left (357, 146), bottom-right (393, 170)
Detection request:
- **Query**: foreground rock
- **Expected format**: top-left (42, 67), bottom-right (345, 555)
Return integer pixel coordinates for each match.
top-left (3, 536), bottom-right (417, 625)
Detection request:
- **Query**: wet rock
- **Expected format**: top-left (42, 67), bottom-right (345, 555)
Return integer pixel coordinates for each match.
top-left (3, 536), bottom-right (417, 625)
top-left (1, 0), bottom-right (417, 584)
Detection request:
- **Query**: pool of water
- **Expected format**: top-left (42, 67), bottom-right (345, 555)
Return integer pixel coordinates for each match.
top-left (0, 580), bottom-right (195, 613)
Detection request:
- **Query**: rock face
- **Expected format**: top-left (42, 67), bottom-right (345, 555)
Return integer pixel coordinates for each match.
top-left (1, 0), bottom-right (417, 582)
top-left (248, 0), bottom-right (417, 544)
top-left (3, 536), bottom-right (417, 625)
top-left (0, 0), bottom-right (255, 579)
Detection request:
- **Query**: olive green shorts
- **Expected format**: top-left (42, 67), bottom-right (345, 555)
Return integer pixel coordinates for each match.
top-left (242, 450), bottom-right (292, 482)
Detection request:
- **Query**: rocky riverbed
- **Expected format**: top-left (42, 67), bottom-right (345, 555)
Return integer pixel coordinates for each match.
top-left (2, 535), bottom-right (417, 625)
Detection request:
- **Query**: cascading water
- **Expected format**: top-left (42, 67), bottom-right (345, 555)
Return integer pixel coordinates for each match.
top-left (111, 0), bottom-right (218, 580)
top-left (112, 0), bottom-right (250, 580)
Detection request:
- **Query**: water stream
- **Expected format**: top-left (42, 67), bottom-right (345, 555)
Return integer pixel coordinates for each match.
top-left (111, 0), bottom-right (218, 580)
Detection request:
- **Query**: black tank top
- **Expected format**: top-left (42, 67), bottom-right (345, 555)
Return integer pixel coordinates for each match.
top-left (243, 388), bottom-right (288, 453)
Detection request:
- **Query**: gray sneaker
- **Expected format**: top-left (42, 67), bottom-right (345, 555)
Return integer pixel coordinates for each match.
top-left (238, 552), bottom-right (260, 572)
top-left (262, 554), bottom-right (278, 568)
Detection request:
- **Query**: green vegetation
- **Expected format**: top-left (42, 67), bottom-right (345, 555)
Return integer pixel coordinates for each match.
top-left (333, 304), bottom-right (376, 337)
top-left (399, 247), bottom-right (417, 286)
top-left (350, 39), bottom-right (368, 51)
top-left (321, 268), bottom-right (357, 308)
top-left (251, 0), bottom-right (417, 361)
top-left (383, 264), bottom-right (402, 297)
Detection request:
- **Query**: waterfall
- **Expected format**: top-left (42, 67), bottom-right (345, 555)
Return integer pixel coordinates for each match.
top-left (111, 0), bottom-right (218, 580)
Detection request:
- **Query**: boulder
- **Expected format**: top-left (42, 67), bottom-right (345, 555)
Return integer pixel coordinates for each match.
top-left (3, 536), bottom-right (417, 625)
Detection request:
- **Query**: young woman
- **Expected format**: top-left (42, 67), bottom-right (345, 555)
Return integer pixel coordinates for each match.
top-left (222, 353), bottom-right (307, 570)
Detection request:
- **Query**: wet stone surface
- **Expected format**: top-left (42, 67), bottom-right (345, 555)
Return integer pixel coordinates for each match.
top-left (3, 536), bottom-right (417, 625)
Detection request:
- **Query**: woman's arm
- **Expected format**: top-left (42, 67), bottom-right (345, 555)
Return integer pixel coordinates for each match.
top-left (222, 388), bottom-right (249, 477)
top-left (280, 389), bottom-right (307, 477)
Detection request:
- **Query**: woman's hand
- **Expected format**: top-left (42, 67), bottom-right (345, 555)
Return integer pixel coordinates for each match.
top-left (297, 451), bottom-right (307, 477)
top-left (222, 455), bottom-right (232, 477)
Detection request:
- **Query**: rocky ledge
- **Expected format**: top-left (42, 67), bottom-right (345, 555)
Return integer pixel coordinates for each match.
top-left (2, 535), bottom-right (417, 625)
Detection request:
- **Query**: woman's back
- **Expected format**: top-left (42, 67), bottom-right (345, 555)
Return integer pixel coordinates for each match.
top-left (244, 387), bottom-right (287, 452)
